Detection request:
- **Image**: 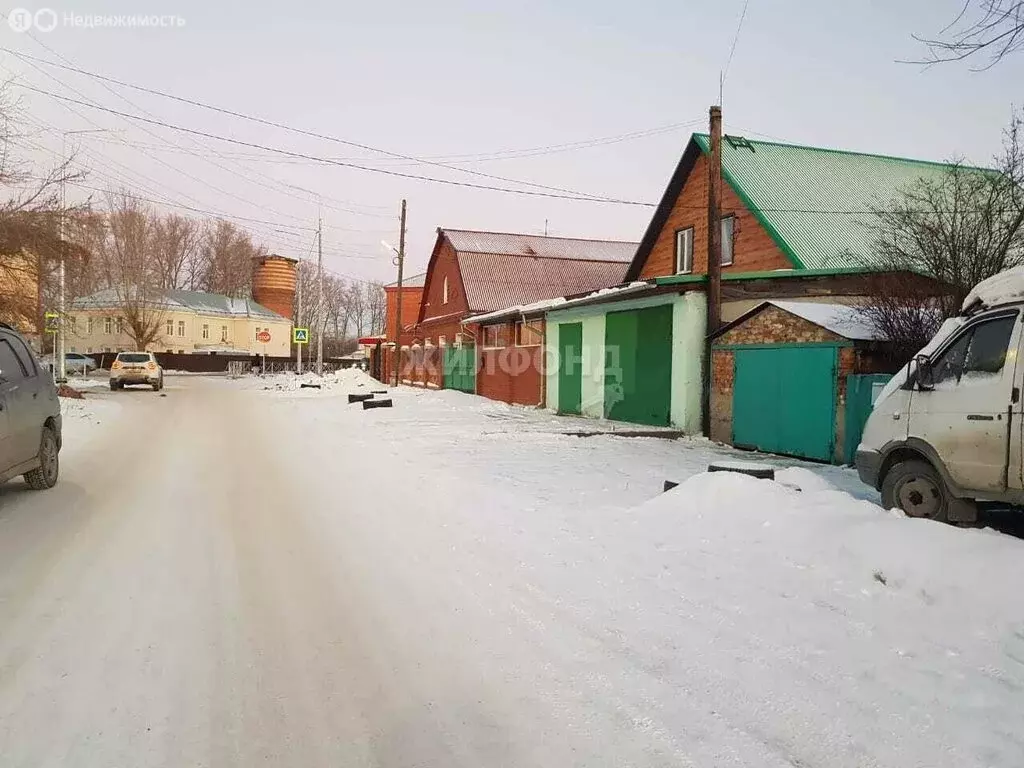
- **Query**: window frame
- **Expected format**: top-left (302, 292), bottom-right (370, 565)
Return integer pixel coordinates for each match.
top-left (6, 335), bottom-right (37, 377)
top-left (104, 316), bottom-right (112, 335)
top-left (166, 319), bottom-right (174, 337)
top-left (221, 325), bottom-right (228, 342)
top-left (515, 319), bottom-right (543, 347)
top-left (177, 320), bottom-right (186, 337)
top-left (721, 215), bottom-right (735, 267)
top-left (442, 276), bottom-right (450, 305)
top-left (482, 324), bottom-right (509, 349)
top-left (201, 323), bottom-right (210, 340)
top-left (674, 227), bottom-right (694, 274)
top-left (925, 310), bottom-right (1019, 388)
top-left (0, 337), bottom-right (29, 382)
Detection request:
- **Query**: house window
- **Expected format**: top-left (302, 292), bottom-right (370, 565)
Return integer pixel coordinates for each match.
top-left (202, 324), bottom-right (210, 340)
top-left (103, 347), bottom-right (111, 353)
top-left (675, 227), bottom-right (694, 274)
top-left (721, 216), bottom-right (735, 266)
top-left (221, 325), bottom-right (228, 342)
top-left (442, 276), bottom-right (449, 304)
top-left (68, 316), bottom-right (77, 335)
top-left (104, 316), bottom-right (112, 334)
top-left (87, 347), bottom-right (93, 353)
top-left (177, 320), bottom-right (185, 337)
top-left (516, 320), bottom-right (543, 347)
top-left (255, 327), bottom-right (261, 340)
top-left (483, 325), bottom-right (509, 348)
top-left (70, 346), bottom-right (76, 353)
top-left (166, 319), bottom-right (174, 337)
top-left (438, 335), bottom-right (446, 346)
top-left (87, 316), bottom-right (94, 335)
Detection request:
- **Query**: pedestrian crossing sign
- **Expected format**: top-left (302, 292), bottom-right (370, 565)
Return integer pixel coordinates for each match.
top-left (293, 327), bottom-right (309, 344)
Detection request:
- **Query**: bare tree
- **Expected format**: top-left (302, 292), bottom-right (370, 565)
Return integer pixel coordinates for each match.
top-left (150, 213), bottom-right (199, 290)
top-left (365, 281), bottom-right (386, 335)
top-left (346, 281), bottom-right (367, 338)
top-left (105, 191), bottom-right (165, 351)
top-left (0, 81), bottom-right (86, 337)
top-left (913, 0), bottom-right (1024, 68)
top-left (861, 112), bottom-right (1024, 359)
top-left (199, 219), bottom-right (264, 297)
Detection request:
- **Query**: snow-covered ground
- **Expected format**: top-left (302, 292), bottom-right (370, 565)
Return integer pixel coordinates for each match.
top-left (2, 372), bottom-right (1020, 767)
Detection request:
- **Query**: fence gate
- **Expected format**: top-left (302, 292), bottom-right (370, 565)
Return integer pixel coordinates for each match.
top-left (443, 345), bottom-right (476, 393)
top-left (844, 373), bottom-right (891, 464)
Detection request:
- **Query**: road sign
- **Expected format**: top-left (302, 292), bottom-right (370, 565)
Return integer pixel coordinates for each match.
top-left (44, 311), bottom-right (59, 333)
top-left (256, 330), bottom-right (272, 344)
top-left (293, 327), bottom-right (309, 344)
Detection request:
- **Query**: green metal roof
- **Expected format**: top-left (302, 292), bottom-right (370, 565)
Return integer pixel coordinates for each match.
top-left (692, 134), bottom-right (992, 271)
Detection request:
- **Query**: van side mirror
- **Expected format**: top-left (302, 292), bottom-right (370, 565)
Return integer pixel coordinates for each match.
top-left (915, 354), bottom-right (935, 391)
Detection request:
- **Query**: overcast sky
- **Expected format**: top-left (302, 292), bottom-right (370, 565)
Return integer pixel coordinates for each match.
top-left (2, 0), bottom-right (1021, 284)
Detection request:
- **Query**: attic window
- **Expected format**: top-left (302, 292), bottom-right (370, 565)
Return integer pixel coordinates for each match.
top-left (442, 276), bottom-right (449, 304)
top-left (725, 135), bottom-right (755, 151)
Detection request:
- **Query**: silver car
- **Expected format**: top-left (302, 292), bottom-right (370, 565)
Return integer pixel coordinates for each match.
top-left (0, 323), bottom-right (62, 489)
top-left (65, 352), bottom-right (97, 375)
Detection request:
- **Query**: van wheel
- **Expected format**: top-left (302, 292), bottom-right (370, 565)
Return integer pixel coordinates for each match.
top-left (881, 460), bottom-right (950, 522)
top-left (24, 427), bottom-right (59, 490)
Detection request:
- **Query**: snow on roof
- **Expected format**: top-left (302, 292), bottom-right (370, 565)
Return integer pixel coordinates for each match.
top-left (769, 300), bottom-right (882, 341)
top-left (463, 281), bottom-right (653, 325)
top-left (73, 288), bottom-right (288, 320)
top-left (443, 229), bottom-right (637, 263)
top-left (386, 271), bottom-right (426, 289)
top-left (962, 266), bottom-right (1024, 314)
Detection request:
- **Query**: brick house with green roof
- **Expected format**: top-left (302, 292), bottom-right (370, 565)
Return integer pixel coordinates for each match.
top-left (542, 133), bottom-right (959, 453)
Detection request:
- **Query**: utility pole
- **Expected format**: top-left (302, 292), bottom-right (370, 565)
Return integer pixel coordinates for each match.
top-left (57, 132), bottom-right (67, 383)
top-left (702, 104), bottom-right (723, 437)
top-left (392, 199), bottom-right (406, 387)
top-left (296, 259), bottom-right (303, 374)
top-left (316, 213), bottom-right (324, 374)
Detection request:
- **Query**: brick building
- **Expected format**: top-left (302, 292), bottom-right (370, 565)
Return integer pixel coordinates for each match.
top-left (376, 271), bottom-right (425, 384)
top-left (541, 131), bottom-right (953, 440)
top-left (711, 301), bottom-right (897, 464)
top-left (406, 228), bottom-right (636, 397)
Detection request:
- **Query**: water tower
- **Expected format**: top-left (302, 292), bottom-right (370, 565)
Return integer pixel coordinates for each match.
top-left (252, 254), bottom-right (298, 320)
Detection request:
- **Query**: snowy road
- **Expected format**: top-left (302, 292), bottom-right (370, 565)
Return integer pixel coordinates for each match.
top-left (0, 374), bottom-right (1022, 767)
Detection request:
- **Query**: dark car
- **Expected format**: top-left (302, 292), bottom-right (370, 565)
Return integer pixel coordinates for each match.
top-left (0, 323), bottom-right (62, 489)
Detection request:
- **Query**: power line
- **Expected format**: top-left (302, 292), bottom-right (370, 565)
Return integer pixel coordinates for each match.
top-left (3, 46), bottom-right (651, 203)
top-left (721, 0), bottom-right (751, 102)
top-left (7, 59), bottom-right (329, 230)
top-left (15, 83), bottom-right (658, 207)
top-left (4, 34), bottom-right (394, 216)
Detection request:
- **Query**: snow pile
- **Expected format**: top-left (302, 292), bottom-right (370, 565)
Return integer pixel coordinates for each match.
top-left (962, 265), bottom-right (1024, 313)
top-left (230, 366), bottom-right (382, 395)
top-left (606, 471), bottom-right (1024, 765)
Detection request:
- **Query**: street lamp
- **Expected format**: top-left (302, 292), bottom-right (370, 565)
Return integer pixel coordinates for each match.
top-left (57, 128), bottom-right (113, 382)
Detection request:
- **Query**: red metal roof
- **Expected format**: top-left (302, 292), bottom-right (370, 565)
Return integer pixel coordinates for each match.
top-left (444, 229), bottom-right (637, 263)
top-left (457, 252), bottom-right (630, 312)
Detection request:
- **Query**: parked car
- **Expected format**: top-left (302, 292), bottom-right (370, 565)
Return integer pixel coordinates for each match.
top-left (0, 323), bottom-right (62, 489)
top-left (856, 268), bottom-right (1024, 524)
top-left (64, 352), bottom-right (97, 375)
top-left (110, 351), bottom-right (164, 391)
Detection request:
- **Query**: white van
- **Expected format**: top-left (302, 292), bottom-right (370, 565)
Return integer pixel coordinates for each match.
top-left (856, 268), bottom-right (1024, 523)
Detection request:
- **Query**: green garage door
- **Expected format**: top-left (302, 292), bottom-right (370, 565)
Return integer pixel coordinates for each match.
top-left (733, 346), bottom-right (837, 461)
top-left (443, 346), bottom-right (476, 393)
top-left (604, 304), bottom-right (672, 427)
top-left (557, 322), bottom-right (583, 415)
